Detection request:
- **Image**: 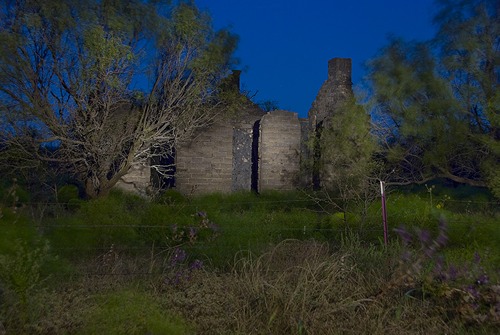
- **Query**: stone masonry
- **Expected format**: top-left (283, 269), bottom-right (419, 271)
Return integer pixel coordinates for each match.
top-left (118, 57), bottom-right (353, 195)
top-left (259, 110), bottom-right (302, 191)
top-left (308, 58), bottom-right (353, 127)
top-left (175, 122), bottom-right (234, 194)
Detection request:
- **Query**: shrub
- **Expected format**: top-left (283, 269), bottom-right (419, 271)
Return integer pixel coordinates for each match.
top-left (0, 179), bottom-right (30, 208)
top-left (47, 190), bottom-right (145, 258)
top-left (389, 219), bottom-right (500, 331)
top-left (0, 208), bottom-right (39, 255)
top-left (0, 239), bottom-right (51, 332)
top-left (57, 185), bottom-right (79, 203)
top-left (57, 184), bottom-right (82, 211)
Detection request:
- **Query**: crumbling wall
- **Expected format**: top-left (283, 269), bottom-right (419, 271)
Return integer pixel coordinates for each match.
top-left (258, 110), bottom-right (302, 191)
top-left (308, 58), bottom-right (353, 126)
top-left (232, 127), bottom-right (253, 191)
top-left (115, 162), bottom-right (151, 196)
top-left (232, 105), bottom-right (265, 192)
top-left (118, 57), bottom-right (353, 196)
top-left (299, 117), bottom-right (313, 187)
top-left (307, 57), bottom-right (353, 189)
top-left (175, 122), bottom-right (233, 194)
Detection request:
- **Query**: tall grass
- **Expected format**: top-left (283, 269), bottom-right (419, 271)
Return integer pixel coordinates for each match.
top-left (0, 186), bottom-right (498, 334)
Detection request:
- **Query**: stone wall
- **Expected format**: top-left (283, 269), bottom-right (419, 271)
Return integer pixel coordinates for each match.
top-left (258, 110), bottom-right (302, 191)
top-left (115, 162), bottom-right (151, 196)
top-left (117, 57), bottom-right (353, 196)
top-left (308, 58), bottom-right (353, 126)
top-left (231, 105), bottom-right (265, 192)
top-left (307, 57), bottom-right (353, 189)
top-left (175, 122), bottom-right (234, 194)
top-left (232, 126), bottom-right (253, 192)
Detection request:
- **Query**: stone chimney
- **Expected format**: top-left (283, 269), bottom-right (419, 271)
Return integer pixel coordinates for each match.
top-left (307, 57), bottom-right (353, 126)
top-left (328, 58), bottom-right (352, 87)
top-left (229, 69), bottom-right (241, 92)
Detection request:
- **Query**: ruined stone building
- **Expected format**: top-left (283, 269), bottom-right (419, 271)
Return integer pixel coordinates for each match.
top-left (116, 57), bottom-right (353, 195)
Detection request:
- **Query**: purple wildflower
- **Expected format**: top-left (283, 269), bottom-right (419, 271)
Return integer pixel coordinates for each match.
top-left (189, 227), bottom-right (198, 242)
top-left (394, 226), bottom-right (412, 245)
top-left (401, 250), bottom-right (412, 262)
top-left (433, 257), bottom-right (446, 281)
top-left (170, 247), bottom-right (187, 267)
top-left (424, 245), bottom-right (436, 258)
top-left (466, 285), bottom-right (480, 299)
top-left (448, 265), bottom-right (458, 281)
top-left (438, 217), bottom-right (447, 232)
top-left (473, 252), bottom-right (481, 264)
top-left (208, 222), bottom-right (220, 233)
top-left (419, 229), bottom-right (431, 244)
top-left (190, 259), bottom-right (204, 271)
top-left (476, 273), bottom-right (489, 285)
top-left (436, 231), bottom-right (448, 247)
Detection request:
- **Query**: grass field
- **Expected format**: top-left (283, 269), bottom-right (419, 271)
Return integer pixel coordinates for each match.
top-left (0, 185), bottom-right (499, 334)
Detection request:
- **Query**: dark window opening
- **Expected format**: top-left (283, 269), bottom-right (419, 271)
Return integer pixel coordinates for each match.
top-left (312, 121), bottom-right (323, 190)
top-left (251, 120), bottom-right (260, 192)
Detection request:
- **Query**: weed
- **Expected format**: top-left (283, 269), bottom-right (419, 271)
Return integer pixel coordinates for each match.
top-left (0, 239), bottom-right (51, 333)
top-left (387, 218), bottom-right (500, 331)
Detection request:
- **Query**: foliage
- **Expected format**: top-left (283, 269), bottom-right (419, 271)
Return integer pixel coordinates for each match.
top-left (56, 184), bottom-right (82, 211)
top-left (0, 240), bottom-right (50, 302)
top-left (56, 185), bottom-right (79, 203)
top-left (309, 97), bottom-right (380, 221)
top-left (0, 239), bottom-right (52, 332)
top-left (368, 0), bottom-right (499, 194)
top-left (0, 0), bottom-right (239, 198)
top-left (0, 207), bottom-right (39, 256)
top-left (231, 240), bottom-right (366, 334)
top-left (47, 190), bottom-right (145, 257)
top-left (155, 189), bottom-right (187, 205)
top-left (389, 219), bottom-right (500, 329)
top-left (80, 289), bottom-right (191, 335)
top-left (0, 178), bottom-right (30, 209)
top-left (0, 189), bottom-right (499, 333)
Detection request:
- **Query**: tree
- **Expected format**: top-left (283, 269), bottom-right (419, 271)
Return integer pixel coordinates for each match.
top-left (0, 0), bottom-right (239, 198)
top-left (310, 98), bottom-right (378, 223)
top-left (368, 0), bottom-right (499, 194)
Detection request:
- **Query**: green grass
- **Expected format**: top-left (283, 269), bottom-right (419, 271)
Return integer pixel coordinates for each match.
top-left (1, 187), bottom-right (498, 334)
top-left (79, 289), bottom-right (191, 335)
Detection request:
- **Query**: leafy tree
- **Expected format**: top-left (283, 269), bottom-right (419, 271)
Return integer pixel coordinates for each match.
top-left (312, 98), bottom-right (378, 222)
top-left (0, 0), bottom-right (239, 198)
top-left (368, 0), bottom-right (499, 194)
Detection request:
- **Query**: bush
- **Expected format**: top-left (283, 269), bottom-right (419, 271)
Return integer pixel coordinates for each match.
top-left (0, 179), bottom-right (30, 208)
top-left (47, 191), bottom-right (145, 258)
top-left (0, 207), bottom-right (40, 255)
top-left (57, 184), bottom-right (82, 211)
top-left (57, 185), bottom-right (79, 203)
top-left (0, 239), bottom-right (52, 332)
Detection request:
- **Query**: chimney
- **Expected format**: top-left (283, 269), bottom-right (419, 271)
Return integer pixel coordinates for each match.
top-left (229, 69), bottom-right (241, 92)
top-left (328, 58), bottom-right (352, 86)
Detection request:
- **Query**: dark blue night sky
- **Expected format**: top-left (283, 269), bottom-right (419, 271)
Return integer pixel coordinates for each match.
top-left (196, 0), bottom-right (437, 117)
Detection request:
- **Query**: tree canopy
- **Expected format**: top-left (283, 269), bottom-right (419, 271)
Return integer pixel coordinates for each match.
top-left (368, 0), bottom-right (499, 195)
top-left (0, 0), bottom-right (239, 198)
